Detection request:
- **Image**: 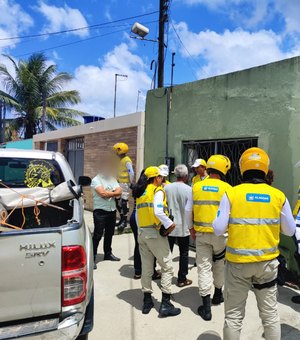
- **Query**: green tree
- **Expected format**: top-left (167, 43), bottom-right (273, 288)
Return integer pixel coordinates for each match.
top-left (0, 53), bottom-right (84, 139)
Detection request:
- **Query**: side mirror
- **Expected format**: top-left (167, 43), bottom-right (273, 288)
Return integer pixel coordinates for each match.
top-left (78, 176), bottom-right (92, 187)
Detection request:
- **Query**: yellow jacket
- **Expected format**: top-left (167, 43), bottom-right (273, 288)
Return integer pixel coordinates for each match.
top-left (136, 184), bottom-right (167, 229)
top-left (193, 178), bottom-right (232, 233)
top-left (118, 156), bottom-right (132, 183)
top-left (226, 183), bottom-right (285, 263)
top-left (192, 174), bottom-right (209, 186)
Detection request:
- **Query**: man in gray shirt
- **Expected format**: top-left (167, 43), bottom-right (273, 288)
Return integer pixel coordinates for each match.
top-left (165, 164), bottom-right (193, 287)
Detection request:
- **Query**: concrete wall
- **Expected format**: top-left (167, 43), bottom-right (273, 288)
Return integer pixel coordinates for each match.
top-left (145, 57), bottom-right (300, 205)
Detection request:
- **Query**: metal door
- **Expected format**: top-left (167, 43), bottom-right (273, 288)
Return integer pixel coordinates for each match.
top-left (65, 138), bottom-right (84, 182)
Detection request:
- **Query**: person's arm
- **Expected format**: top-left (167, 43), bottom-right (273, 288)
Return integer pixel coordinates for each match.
top-left (154, 190), bottom-right (174, 229)
top-left (213, 193), bottom-right (230, 236)
top-left (185, 190), bottom-right (195, 239)
top-left (280, 198), bottom-right (296, 236)
top-left (126, 161), bottom-right (135, 184)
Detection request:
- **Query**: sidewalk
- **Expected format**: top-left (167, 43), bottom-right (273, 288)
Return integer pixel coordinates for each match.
top-left (84, 211), bottom-right (300, 340)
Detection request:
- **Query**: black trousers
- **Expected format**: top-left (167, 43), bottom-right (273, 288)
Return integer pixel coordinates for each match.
top-left (93, 209), bottom-right (116, 258)
top-left (168, 235), bottom-right (190, 283)
top-left (129, 210), bottom-right (142, 275)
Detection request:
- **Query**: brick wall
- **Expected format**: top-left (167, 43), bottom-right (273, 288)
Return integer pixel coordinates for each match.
top-left (83, 126), bottom-right (138, 211)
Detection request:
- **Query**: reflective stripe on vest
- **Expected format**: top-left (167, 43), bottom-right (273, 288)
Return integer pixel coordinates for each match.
top-left (226, 245), bottom-right (278, 257)
top-left (226, 183), bottom-right (285, 263)
top-left (193, 200), bottom-right (220, 206)
top-left (136, 203), bottom-right (154, 209)
top-left (193, 178), bottom-right (232, 233)
top-left (229, 218), bottom-right (280, 225)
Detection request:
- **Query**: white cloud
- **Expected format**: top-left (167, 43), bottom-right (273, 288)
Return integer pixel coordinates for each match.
top-left (275, 0), bottom-right (300, 34)
top-left (172, 21), bottom-right (300, 79)
top-left (67, 43), bottom-right (152, 117)
top-left (0, 0), bottom-right (33, 51)
top-left (37, 1), bottom-right (89, 38)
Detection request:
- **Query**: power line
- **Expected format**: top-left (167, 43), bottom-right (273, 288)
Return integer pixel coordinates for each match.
top-left (14, 20), bottom-right (158, 58)
top-left (170, 21), bottom-right (200, 80)
top-left (0, 10), bottom-right (159, 41)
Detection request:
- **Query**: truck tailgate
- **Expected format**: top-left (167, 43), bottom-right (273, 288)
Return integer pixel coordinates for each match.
top-left (0, 231), bottom-right (62, 322)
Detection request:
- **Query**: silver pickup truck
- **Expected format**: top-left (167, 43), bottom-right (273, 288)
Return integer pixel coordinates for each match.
top-left (0, 149), bottom-right (94, 340)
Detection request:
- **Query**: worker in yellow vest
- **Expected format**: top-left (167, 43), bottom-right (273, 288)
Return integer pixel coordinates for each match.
top-left (136, 166), bottom-right (181, 317)
top-left (213, 147), bottom-right (296, 340)
top-left (113, 142), bottom-right (134, 233)
top-left (191, 158), bottom-right (208, 186)
top-left (185, 154), bottom-right (232, 321)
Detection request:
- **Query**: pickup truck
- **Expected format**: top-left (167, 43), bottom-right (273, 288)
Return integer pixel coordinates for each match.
top-left (0, 149), bottom-right (94, 340)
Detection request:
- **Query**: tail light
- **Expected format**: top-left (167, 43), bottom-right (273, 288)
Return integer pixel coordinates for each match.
top-left (62, 245), bottom-right (87, 307)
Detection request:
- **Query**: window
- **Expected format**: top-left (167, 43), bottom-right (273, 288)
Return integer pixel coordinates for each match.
top-left (183, 138), bottom-right (258, 186)
top-left (0, 158), bottom-right (64, 188)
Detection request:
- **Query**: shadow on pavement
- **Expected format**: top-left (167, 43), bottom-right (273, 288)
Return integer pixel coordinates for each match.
top-left (173, 286), bottom-right (199, 315)
top-left (117, 288), bottom-right (160, 312)
top-left (277, 286), bottom-right (300, 312)
top-left (197, 331), bottom-right (222, 340)
top-left (281, 323), bottom-right (300, 339)
top-left (119, 264), bottom-right (135, 279)
top-left (95, 254), bottom-right (104, 264)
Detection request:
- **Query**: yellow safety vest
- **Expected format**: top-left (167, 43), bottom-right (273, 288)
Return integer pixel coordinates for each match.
top-left (136, 184), bottom-right (168, 229)
top-left (293, 185), bottom-right (300, 218)
top-left (226, 183), bottom-right (286, 263)
top-left (118, 156), bottom-right (132, 183)
top-left (193, 178), bottom-right (232, 233)
top-left (192, 174), bottom-right (209, 186)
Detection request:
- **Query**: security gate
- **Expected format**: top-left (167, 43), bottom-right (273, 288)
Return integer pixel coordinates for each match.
top-left (65, 137), bottom-right (84, 182)
top-left (183, 138), bottom-right (258, 186)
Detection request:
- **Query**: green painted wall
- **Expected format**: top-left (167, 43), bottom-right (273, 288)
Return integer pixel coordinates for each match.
top-left (145, 56), bottom-right (300, 206)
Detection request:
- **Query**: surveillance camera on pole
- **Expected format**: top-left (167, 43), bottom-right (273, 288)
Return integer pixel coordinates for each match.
top-left (131, 22), bottom-right (149, 38)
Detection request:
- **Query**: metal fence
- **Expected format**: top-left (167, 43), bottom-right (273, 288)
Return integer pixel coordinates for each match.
top-left (182, 137), bottom-right (258, 186)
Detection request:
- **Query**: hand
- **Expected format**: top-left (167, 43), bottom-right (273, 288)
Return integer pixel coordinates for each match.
top-left (190, 227), bottom-right (196, 240)
top-left (165, 223), bottom-right (176, 235)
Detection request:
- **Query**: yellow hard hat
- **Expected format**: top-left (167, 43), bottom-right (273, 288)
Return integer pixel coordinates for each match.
top-left (113, 142), bottom-right (129, 155)
top-left (239, 147), bottom-right (269, 175)
top-left (144, 166), bottom-right (161, 179)
top-left (207, 155), bottom-right (231, 175)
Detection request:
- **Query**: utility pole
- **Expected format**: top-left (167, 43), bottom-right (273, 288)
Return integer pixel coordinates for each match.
top-left (136, 90), bottom-right (141, 112)
top-left (113, 73), bottom-right (128, 118)
top-left (158, 0), bottom-right (169, 88)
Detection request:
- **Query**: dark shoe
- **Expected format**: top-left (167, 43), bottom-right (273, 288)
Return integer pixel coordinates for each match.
top-left (159, 293), bottom-right (181, 317)
top-left (152, 270), bottom-right (161, 280)
top-left (142, 293), bottom-right (154, 314)
top-left (115, 215), bottom-right (124, 227)
top-left (291, 295), bottom-right (300, 304)
top-left (177, 279), bottom-right (193, 288)
top-left (198, 295), bottom-right (212, 321)
top-left (104, 254), bottom-right (121, 261)
top-left (118, 217), bottom-right (127, 234)
top-left (212, 287), bottom-right (224, 305)
top-left (93, 262), bottom-right (97, 270)
top-left (134, 274), bottom-right (142, 280)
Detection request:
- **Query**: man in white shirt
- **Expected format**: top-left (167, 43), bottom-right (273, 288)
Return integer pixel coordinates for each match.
top-left (165, 164), bottom-right (193, 287)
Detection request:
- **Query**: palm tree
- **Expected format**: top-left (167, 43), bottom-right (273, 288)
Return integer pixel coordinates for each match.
top-left (0, 53), bottom-right (85, 139)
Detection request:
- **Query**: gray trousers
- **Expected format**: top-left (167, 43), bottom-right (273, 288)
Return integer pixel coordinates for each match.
top-left (224, 259), bottom-right (280, 340)
top-left (138, 228), bottom-right (173, 294)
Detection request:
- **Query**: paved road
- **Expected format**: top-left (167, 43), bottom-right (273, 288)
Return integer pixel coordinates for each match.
top-left (84, 211), bottom-right (300, 340)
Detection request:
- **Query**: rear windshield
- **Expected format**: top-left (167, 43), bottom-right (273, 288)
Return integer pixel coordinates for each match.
top-left (0, 158), bottom-right (64, 188)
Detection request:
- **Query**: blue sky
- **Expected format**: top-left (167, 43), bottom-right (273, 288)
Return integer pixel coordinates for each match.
top-left (0, 0), bottom-right (300, 118)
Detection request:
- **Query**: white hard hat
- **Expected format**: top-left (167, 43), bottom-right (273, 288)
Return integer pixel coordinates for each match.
top-left (191, 158), bottom-right (207, 168)
top-left (158, 164), bottom-right (169, 177)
